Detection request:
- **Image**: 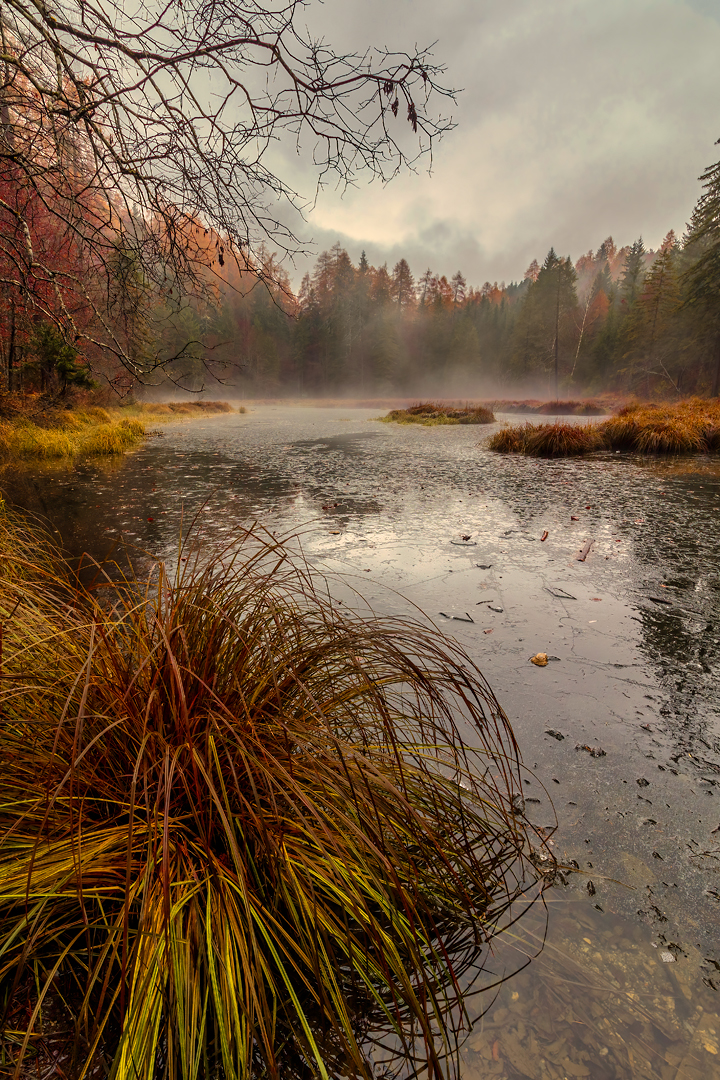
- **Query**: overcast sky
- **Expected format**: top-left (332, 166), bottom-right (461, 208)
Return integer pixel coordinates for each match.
top-left (276, 0), bottom-right (720, 289)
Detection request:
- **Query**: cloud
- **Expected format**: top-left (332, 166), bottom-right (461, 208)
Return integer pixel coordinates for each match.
top-left (269, 0), bottom-right (720, 288)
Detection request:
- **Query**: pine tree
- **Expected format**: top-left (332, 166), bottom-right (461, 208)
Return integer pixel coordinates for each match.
top-left (630, 232), bottom-right (681, 394)
top-left (391, 259), bottom-right (415, 307)
top-left (510, 249), bottom-right (578, 394)
top-left (683, 149), bottom-right (720, 395)
top-left (619, 238), bottom-right (646, 306)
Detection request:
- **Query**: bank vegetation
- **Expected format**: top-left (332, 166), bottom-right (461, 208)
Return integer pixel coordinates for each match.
top-left (488, 399), bottom-right (720, 456)
top-left (0, 396), bottom-right (237, 461)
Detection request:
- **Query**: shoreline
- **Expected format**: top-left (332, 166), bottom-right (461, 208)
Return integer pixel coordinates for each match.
top-left (0, 397), bottom-right (239, 462)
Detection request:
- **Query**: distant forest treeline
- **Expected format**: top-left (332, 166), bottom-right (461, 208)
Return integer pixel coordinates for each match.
top-left (2, 92), bottom-right (719, 400)
top-left (147, 150), bottom-right (720, 399)
top-left (278, 192), bottom-right (720, 399)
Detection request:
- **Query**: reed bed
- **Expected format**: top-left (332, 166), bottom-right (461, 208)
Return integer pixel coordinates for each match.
top-left (488, 399), bottom-right (609, 415)
top-left (534, 400), bottom-right (606, 416)
top-left (382, 402), bottom-right (496, 425)
top-left (0, 413), bottom-right (146, 460)
top-left (0, 515), bottom-right (541, 1080)
top-left (126, 400), bottom-right (240, 417)
top-left (488, 421), bottom-right (604, 457)
top-left (488, 399), bottom-right (720, 457)
top-left (0, 398), bottom-right (240, 462)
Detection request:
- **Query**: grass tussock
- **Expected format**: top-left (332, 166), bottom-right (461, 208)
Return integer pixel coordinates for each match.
top-left (487, 424), bottom-right (529, 454)
top-left (488, 398), bottom-right (720, 457)
top-left (382, 401), bottom-right (496, 425)
top-left (488, 421), bottom-right (604, 457)
top-left (0, 515), bottom-right (541, 1080)
top-left (524, 422), bottom-right (605, 457)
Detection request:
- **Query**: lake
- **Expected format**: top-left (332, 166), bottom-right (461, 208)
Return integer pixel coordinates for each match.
top-left (3, 403), bottom-right (719, 1079)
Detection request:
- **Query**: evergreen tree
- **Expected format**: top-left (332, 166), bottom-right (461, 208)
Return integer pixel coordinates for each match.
top-left (352, 252), bottom-right (372, 391)
top-left (28, 322), bottom-right (94, 395)
top-left (682, 149), bottom-right (720, 395)
top-left (511, 249), bottom-right (578, 395)
top-left (627, 232), bottom-right (681, 394)
top-left (619, 238), bottom-right (646, 306)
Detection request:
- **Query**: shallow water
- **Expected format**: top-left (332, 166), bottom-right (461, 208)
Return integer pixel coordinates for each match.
top-left (3, 405), bottom-right (719, 1078)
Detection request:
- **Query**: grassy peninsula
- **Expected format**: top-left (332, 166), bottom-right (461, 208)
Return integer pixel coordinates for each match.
top-left (489, 399), bottom-right (720, 456)
top-left (0, 397), bottom-right (238, 462)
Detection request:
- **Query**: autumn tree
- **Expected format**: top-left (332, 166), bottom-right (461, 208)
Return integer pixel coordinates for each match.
top-left (416, 268), bottom-right (434, 307)
top-left (0, 0), bottom-right (453, 384)
top-left (451, 271), bottom-right (467, 304)
top-left (391, 259), bottom-right (415, 307)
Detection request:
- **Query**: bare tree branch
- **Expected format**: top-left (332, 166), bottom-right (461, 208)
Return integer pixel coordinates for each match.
top-left (0, 0), bottom-right (455, 383)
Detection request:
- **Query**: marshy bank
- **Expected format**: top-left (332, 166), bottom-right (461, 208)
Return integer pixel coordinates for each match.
top-left (0, 509), bottom-right (543, 1080)
top-left (489, 398), bottom-right (720, 456)
top-left (0, 396), bottom-right (239, 461)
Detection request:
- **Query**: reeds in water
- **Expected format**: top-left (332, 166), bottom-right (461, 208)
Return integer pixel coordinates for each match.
top-left (0, 413), bottom-right (146, 460)
top-left (488, 421), bottom-right (603, 457)
top-left (0, 515), bottom-right (541, 1080)
top-left (0, 398), bottom-right (239, 462)
top-left (488, 398), bottom-right (720, 457)
top-left (128, 400), bottom-right (238, 417)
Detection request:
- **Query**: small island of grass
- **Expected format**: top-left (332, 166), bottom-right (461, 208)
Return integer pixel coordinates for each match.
top-left (381, 401), bottom-right (496, 425)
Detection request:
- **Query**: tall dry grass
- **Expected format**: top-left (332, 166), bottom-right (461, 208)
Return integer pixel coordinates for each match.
top-left (0, 398), bottom-right (240, 462)
top-left (0, 412), bottom-right (146, 460)
top-left (489, 422), bottom-right (603, 457)
top-left (125, 400), bottom-right (240, 417)
top-left (0, 516), bottom-right (542, 1080)
top-left (488, 398), bottom-right (720, 457)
